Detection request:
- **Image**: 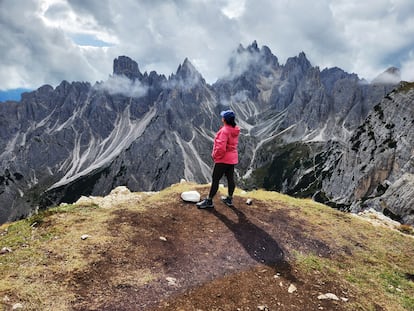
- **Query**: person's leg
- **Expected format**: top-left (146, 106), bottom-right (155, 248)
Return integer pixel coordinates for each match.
top-left (224, 164), bottom-right (235, 197)
top-left (208, 163), bottom-right (226, 198)
top-left (220, 164), bottom-right (235, 206)
top-left (197, 163), bottom-right (226, 209)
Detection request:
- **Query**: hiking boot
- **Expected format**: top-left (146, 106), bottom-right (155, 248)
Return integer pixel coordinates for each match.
top-left (196, 198), bottom-right (214, 209)
top-left (221, 196), bottom-right (233, 207)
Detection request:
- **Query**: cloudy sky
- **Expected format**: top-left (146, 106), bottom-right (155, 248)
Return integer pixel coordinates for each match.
top-left (1, 0), bottom-right (414, 91)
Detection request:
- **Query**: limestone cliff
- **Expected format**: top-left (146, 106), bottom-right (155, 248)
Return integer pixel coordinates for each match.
top-left (322, 82), bottom-right (414, 224)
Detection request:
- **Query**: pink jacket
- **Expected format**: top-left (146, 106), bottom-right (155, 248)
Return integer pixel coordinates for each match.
top-left (212, 124), bottom-right (240, 164)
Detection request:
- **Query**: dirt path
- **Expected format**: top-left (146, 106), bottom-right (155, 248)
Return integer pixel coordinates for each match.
top-left (69, 190), bottom-right (351, 310)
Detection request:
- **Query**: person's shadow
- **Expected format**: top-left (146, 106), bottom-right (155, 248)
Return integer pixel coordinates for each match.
top-left (208, 204), bottom-right (297, 282)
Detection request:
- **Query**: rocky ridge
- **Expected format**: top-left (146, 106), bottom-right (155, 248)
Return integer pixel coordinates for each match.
top-left (0, 41), bottom-right (410, 224)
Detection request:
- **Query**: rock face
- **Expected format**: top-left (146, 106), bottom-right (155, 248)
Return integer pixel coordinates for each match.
top-left (113, 56), bottom-right (143, 80)
top-left (321, 83), bottom-right (414, 224)
top-left (0, 56), bottom-right (217, 223)
top-left (1, 41), bottom-right (410, 224)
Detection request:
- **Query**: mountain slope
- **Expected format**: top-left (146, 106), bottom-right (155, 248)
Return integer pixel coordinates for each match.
top-left (250, 82), bottom-right (414, 224)
top-left (0, 183), bottom-right (413, 310)
top-left (0, 42), bottom-right (401, 224)
top-left (321, 82), bottom-right (414, 224)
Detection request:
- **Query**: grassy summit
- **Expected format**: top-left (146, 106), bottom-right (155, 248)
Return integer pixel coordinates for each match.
top-left (1, 183), bottom-right (413, 310)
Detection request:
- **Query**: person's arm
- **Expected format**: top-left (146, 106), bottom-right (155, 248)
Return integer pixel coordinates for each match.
top-left (212, 130), bottom-right (228, 161)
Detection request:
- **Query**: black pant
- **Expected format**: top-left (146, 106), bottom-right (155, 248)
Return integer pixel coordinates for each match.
top-left (208, 163), bottom-right (235, 199)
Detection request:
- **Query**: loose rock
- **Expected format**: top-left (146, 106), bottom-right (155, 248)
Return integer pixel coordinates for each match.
top-left (81, 234), bottom-right (90, 240)
top-left (288, 284), bottom-right (297, 293)
top-left (166, 277), bottom-right (178, 286)
top-left (0, 247), bottom-right (12, 254)
top-left (181, 191), bottom-right (201, 203)
top-left (12, 303), bottom-right (24, 310)
top-left (318, 293), bottom-right (340, 300)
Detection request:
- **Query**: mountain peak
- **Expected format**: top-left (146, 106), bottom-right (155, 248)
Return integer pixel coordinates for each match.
top-left (372, 67), bottom-right (401, 84)
top-left (227, 40), bottom-right (279, 77)
top-left (261, 45), bottom-right (279, 68)
top-left (178, 57), bottom-right (196, 72)
top-left (284, 52), bottom-right (312, 72)
top-left (247, 40), bottom-right (259, 52)
top-left (175, 58), bottom-right (203, 81)
top-left (113, 56), bottom-right (143, 80)
top-left (298, 51), bottom-right (307, 60)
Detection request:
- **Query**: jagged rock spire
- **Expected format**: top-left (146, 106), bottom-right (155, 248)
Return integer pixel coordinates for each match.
top-left (113, 56), bottom-right (143, 80)
top-left (170, 57), bottom-right (205, 87)
top-left (228, 40), bottom-right (280, 77)
top-left (175, 58), bottom-right (201, 79)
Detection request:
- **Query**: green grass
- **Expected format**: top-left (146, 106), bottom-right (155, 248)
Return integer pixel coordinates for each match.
top-left (398, 81), bottom-right (414, 93)
top-left (0, 203), bottom-right (113, 310)
top-left (293, 214), bottom-right (414, 311)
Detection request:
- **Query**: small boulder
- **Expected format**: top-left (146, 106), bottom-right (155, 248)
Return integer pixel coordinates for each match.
top-left (181, 191), bottom-right (201, 203)
top-left (110, 186), bottom-right (131, 196)
top-left (75, 196), bottom-right (94, 206)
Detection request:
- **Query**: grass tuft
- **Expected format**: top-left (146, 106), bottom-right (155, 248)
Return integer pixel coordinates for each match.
top-left (398, 224), bottom-right (414, 235)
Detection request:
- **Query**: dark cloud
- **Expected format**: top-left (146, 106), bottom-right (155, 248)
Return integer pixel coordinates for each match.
top-left (67, 0), bottom-right (115, 28)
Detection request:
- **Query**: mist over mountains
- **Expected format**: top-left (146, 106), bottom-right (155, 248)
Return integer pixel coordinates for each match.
top-left (1, 41), bottom-right (412, 225)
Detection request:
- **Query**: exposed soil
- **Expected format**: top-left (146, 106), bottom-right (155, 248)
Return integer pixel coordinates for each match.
top-left (69, 188), bottom-right (353, 310)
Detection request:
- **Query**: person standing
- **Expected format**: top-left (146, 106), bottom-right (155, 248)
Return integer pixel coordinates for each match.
top-left (196, 110), bottom-right (240, 209)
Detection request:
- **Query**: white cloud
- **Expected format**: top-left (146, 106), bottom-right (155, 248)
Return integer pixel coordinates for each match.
top-left (0, 0), bottom-right (105, 89)
top-left (0, 0), bottom-right (414, 91)
top-left (94, 75), bottom-right (148, 98)
top-left (401, 51), bottom-right (414, 82)
top-left (232, 90), bottom-right (250, 102)
top-left (40, 0), bottom-right (117, 44)
top-left (162, 74), bottom-right (202, 92)
top-left (221, 0), bottom-right (246, 19)
top-left (329, 0), bottom-right (414, 81)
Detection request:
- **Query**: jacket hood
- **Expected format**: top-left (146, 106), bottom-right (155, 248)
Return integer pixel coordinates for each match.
top-left (225, 125), bottom-right (240, 137)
